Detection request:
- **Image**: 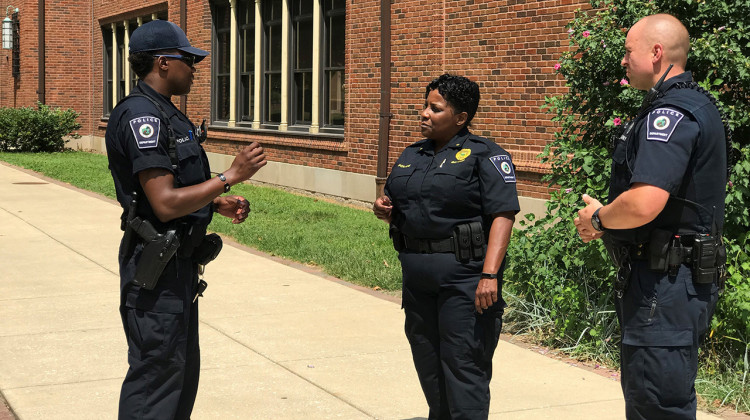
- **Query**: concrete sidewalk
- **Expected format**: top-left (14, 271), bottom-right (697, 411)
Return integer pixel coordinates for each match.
top-left (0, 162), bottom-right (726, 420)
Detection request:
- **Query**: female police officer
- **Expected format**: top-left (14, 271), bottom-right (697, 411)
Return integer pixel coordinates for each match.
top-left (373, 74), bottom-right (519, 419)
top-left (105, 20), bottom-right (266, 419)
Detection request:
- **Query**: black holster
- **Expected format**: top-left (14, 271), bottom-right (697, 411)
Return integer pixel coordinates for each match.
top-left (129, 217), bottom-right (181, 290)
top-left (452, 222), bottom-right (485, 262)
top-left (389, 225), bottom-right (405, 252)
top-left (192, 233), bottom-right (223, 266)
top-left (642, 229), bottom-right (726, 286)
top-left (691, 234), bottom-right (726, 285)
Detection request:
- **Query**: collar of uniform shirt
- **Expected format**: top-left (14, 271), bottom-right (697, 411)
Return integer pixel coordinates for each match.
top-left (136, 81), bottom-right (181, 118)
top-left (419, 127), bottom-right (472, 155)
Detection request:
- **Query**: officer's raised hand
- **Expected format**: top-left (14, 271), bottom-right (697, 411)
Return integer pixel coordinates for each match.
top-left (224, 142), bottom-right (267, 185)
top-left (373, 195), bottom-right (393, 223)
top-left (214, 195), bottom-right (250, 224)
top-left (574, 194), bottom-right (605, 243)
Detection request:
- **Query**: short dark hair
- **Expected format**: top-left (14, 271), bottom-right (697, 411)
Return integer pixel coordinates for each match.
top-left (425, 74), bottom-right (480, 126)
top-left (129, 52), bottom-right (156, 80)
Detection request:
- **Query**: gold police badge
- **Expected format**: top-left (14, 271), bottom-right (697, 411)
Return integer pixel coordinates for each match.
top-left (455, 149), bottom-right (471, 161)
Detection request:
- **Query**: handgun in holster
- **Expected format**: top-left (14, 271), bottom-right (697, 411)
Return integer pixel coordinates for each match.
top-left (128, 216), bottom-right (181, 290)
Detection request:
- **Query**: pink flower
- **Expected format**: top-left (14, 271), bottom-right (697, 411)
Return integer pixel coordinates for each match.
top-left (565, 188), bottom-right (573, 193)
top-left (582, 30), bottom-right (590, 38)
top-left (613, 117), bottom-right (622, 126)
top-left (554, 63), bottom-right (561, 70)
top-left (603, 81), bottom-right (610, 86)
top-left (728, 180), bottom-right (734, 188)
top-left (620, 78), bottom-right (628, 86)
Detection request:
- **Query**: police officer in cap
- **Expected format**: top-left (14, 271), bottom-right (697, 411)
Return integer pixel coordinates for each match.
top-left (374, 74), bottom-right (519, 419)
top-left (575, 14), bottom-right (728, 419)
top-left (105, 20), bottom-right (266, 419)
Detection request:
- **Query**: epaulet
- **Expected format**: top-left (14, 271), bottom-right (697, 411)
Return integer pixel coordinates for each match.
top-left (465, 135), bottom-right (501, 153)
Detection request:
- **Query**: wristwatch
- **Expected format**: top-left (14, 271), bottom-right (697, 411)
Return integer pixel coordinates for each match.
top-left (591, 207), bottom-right (605, 232)
top-left (217, 173), bottom-right (230, 193)
top-left (480, 272), bottom-right (498, 279)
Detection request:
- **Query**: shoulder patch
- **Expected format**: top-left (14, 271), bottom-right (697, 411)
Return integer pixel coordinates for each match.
top-left (646, 108), bottom-right (684, 142)
top-left (129, 116), bottom-right (161, 149)
top-left (489, 154), bottom-right (516, 183)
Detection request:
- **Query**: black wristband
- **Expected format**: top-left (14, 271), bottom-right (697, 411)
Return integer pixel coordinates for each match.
top-left (480, 272), bottom-right (498, 279)
top-left (217, 173), bottom-right (230, 193)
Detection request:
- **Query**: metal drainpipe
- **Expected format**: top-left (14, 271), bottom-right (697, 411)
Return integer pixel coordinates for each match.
top-left (180, 0), bottom-right (187, 112)
top-left (375, 0), bottom-right (392, 196)
top-left (38, 0), bottom-right (45, 104)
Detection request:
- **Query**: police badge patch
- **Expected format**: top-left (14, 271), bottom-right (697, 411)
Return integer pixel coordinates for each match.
top-left (646, 108), bottom-right (684, 142)
top-left (129, 116), bottom-right (161, 149)
top-left (489, 154), bottom-right (516, 183)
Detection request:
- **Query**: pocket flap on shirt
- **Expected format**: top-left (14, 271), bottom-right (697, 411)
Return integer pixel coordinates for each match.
top-left (176, 140), bottom-right (201, 161)
top-left (433, 162), bottom-right (473, 179)
top-left (390, 164), bottom-right (416, 178)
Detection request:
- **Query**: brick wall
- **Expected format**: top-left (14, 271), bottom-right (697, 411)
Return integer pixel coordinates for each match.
top-left (0, 0), bottom-right (591, 200)
top-left (385, 0), bottom-right (589, 199)
top-left (0, 0), bottom-right (41, 110)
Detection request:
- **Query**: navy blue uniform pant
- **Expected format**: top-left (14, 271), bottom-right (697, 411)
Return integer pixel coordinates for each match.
top-left (400, 252), bottom-right (504, 420)
top-left (616, 262), bottom-right (718, 420)
top-left (118, 241), bottom-right (201, 420)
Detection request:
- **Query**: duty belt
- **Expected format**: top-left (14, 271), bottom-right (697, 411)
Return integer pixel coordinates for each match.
top-left (389, 222), bottom-right (486, 262)
top-left (401, 235), bottom-right (454, 254)
top-left (626, 234), bottom-right (696, 264)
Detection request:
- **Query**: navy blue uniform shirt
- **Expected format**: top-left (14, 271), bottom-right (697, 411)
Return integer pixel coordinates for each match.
top-left (607, 72), bottom-right (727, 244)
top-left (106, 81), bottom-right (212, 230)
top-left (385, 128), bottom-right (520, 240)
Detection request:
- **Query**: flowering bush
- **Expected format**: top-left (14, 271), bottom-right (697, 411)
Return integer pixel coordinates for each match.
top-left (505, 0), bottom-right (750, 391)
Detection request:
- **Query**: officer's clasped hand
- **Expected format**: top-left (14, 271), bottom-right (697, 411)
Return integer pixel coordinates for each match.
top-left (215, 195), bottom-right (250, 224)
top-left (574, 194), bottom-right (604, 243)
top-left (373, 195), bottom-right (393, 224)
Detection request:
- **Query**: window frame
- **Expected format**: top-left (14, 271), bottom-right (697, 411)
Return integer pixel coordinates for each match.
top-left (290, 0), bottom-right (314, 127)
top-left (211, 1), bottom-right (233, 125)
top-left (322, 0), bottom-right (345, 130)
top-left (237, 0), bottom-right (256, 125)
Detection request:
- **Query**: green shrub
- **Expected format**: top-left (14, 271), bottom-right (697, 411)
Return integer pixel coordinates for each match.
top-left (505, 0), bottom-right (750, 403)
top-left (0, 103), bottom-right (81, 152)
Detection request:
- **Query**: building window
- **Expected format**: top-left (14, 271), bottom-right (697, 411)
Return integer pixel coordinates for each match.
top-left (102, 13), bottom-right (166, 118)
top-left (213, 3), bottom-right (232, 122)
top-left (263, 0), bottom-right (283, 124)
top-left (210, 0), bottom-right (345, 132)
top-left (324, 0), bottom-right (344, 127)
top-left (292, 0), bottom-right (313, 125)
top-left (103, 27), bottom-right (114, 114)
top-left (239, 1), bottom-right (255, 122)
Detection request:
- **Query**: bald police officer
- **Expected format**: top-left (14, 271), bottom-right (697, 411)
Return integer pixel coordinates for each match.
top-left (575, 14), bottom-right (728, 419)
top-left (106, 20), bottom-right (266, 419)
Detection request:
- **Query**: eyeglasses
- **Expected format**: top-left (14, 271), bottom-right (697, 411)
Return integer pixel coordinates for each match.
top-left (153, 54), bottom-right (196, 67)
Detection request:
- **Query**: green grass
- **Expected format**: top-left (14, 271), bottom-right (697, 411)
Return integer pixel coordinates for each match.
top-left (0, 150), bottom-right (117, 199)
top-left (0, 151), bottom-right (402, 291)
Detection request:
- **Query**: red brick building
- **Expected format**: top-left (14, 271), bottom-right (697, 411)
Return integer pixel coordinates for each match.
top-left (0, 0), bottom-right (588, 214)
